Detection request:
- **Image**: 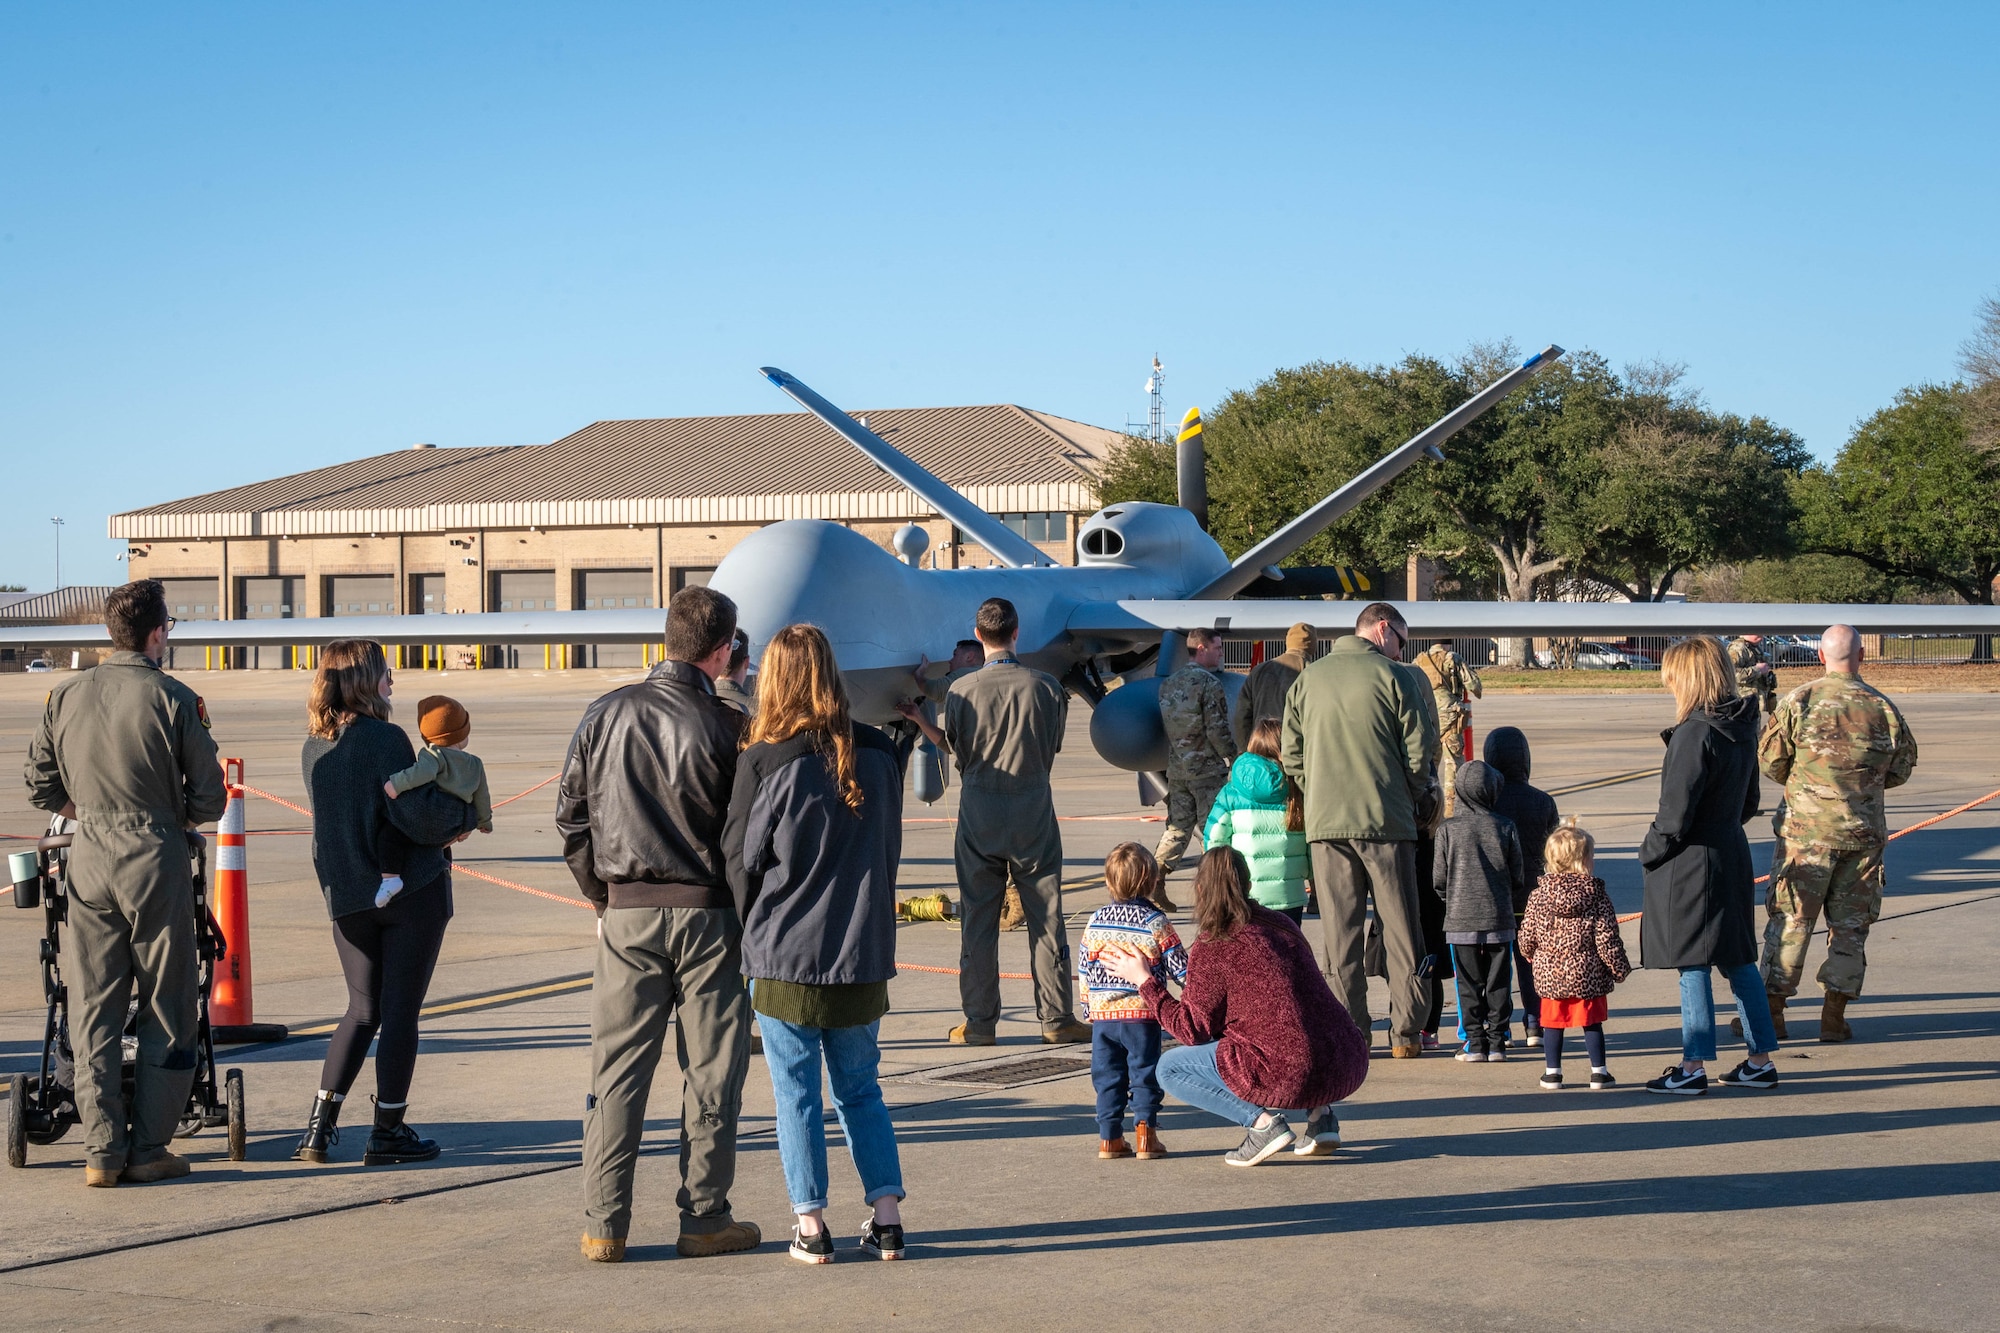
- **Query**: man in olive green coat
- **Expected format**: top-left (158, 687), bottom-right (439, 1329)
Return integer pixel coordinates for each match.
top-left (1756, 624), bottom-right (1917, 1042)
top-left (24, 580), bottom-right (226, 1187)
top-left (1281, 602), bottom-right (1438, 1057)
top-left (903, 599), bottom-right (1087, 1045)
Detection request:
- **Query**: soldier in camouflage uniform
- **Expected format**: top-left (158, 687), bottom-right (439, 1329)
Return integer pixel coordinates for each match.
top-left (1153, 628), bottom-right (1236, 895)
top-left (1415, 642), bottom-right (1482, 817)
top-left (1726, 635), bottom-right (1777, 718)
top-left (1755, 625), bottom-right (1916, 1043)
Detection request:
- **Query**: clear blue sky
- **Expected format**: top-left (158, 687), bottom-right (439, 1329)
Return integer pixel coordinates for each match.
top-left (4, 3), bottom-right (1997, 590)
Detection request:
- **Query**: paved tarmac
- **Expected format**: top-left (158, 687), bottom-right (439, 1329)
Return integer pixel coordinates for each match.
top-left (2, 668), bottom-right (1997, 1331)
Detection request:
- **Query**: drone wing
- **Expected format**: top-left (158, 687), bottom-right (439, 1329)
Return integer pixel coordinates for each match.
top-left (1, 609), bottom-right (669, 650)
top-left (1190, 345), bottom-right (1565, 601)
top-left (1068, 599), bottom-right (2000, 641)
top-left (758, 367), bottom-right (1054, 569)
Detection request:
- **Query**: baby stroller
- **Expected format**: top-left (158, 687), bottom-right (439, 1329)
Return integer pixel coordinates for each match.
top-left (6, 818), bottom-right (247, 1168)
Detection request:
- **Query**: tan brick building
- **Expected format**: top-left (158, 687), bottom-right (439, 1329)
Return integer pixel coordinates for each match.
top-left (114, 404), bottom-right (1118, 668)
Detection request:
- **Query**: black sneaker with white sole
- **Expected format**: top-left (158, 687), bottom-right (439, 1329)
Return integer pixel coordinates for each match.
top-left (1718, 1059), bottom-right (1780, 1090)
top-left (1538, 1069), bottom-right (1563, 1090)
top-left (1293, 1106), bottom-right (1340, 1155)
top-left (1644, 1064), bottom-right (1709, 1096)
top-left (860, 1220), bottom-right (905, 1260)
top-left (1223, 1116), bottom-right (1294, 1166)
top-left (790, 1224), bottom-right (835, 1264)
top-left (1589, 1069), bottom-right (1617, 1090)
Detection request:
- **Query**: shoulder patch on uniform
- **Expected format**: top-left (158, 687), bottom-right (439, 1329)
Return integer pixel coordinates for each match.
top-left (195, 696), bottom-right (212, 729)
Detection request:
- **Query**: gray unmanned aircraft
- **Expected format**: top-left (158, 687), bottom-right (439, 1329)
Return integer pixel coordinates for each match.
top-left (14, 345), bottom-right (2000, 782)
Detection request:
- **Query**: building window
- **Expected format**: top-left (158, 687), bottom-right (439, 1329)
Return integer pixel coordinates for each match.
top-left (326, 575), bottom-right (397, 617)
top-left (997, 513), bottom-right (1067, 542)
top-left (576, 568), bottom-right (655, 609)
top-left (492, 570), bottom-right (557, 611)
top-left (671, 567), bottom-right (715, 592)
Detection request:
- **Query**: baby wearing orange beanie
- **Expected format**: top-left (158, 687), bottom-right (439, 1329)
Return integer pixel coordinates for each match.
top-left (378, 695), bottom-right (493, 907)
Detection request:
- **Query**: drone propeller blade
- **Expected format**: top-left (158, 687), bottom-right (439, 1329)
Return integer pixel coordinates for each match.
top-left (757, 367), bottom-right (1053, 569)
top-left (1190, 345), bottom-right (1565, 601)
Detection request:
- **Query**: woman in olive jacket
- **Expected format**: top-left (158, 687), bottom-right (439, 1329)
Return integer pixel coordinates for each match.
top-left (1640, 636), bottom-right (1780, 1096)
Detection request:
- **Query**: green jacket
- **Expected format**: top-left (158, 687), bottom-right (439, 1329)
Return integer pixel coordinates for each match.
top-left (1281, 636), bottom-right (1436, 842)
top-left (1203, 753), bottom-right (1309, 910)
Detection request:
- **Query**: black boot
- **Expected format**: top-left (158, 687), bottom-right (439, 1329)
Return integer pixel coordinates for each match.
top-left (292, 1093), bottom-right (343, 1164)
top-left (362, 1098), bottom-right (440, 1165)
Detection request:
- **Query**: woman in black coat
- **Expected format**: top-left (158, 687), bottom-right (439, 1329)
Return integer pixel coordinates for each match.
top-left (293, 639), bottom-right (480, 1164)
top-left (1640, 636), bottom-right (1781, 1096)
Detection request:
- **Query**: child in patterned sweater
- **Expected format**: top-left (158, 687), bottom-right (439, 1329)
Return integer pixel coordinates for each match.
top-left (1078, 843), bottom-right (1189, 1160)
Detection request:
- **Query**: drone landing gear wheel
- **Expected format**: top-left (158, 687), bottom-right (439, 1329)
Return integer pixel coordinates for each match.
top-left (225, 1069), bottom-right (246, 1162)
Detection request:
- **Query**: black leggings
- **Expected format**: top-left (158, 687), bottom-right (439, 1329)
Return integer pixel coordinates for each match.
top-left (1542, 1023), bottom-right (1607, 1069)
top-left (320, 874), bottom-right (452, 1104)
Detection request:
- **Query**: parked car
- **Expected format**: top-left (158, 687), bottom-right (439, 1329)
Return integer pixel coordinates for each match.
top-left (24, 659), bottom-right (53, 673)
top-left (1769, 635), bottom-right (1823, 666)
top-left (1571, 641), bottom-right (1653, 671)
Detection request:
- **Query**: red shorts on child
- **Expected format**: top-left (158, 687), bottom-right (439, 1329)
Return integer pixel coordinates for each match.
top-left (1540, 995), bottom-right (1608, 1028)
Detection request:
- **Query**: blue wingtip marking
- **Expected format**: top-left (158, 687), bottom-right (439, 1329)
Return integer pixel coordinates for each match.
top-left (759, 367), bottom-right (786, 386)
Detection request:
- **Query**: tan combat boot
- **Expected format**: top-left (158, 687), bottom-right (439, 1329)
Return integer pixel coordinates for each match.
top-left (119, 1152), bottom-right (191, 1184)
top-left (580, 1233), bottom-right (626, 1263)
top-left (998, 885), bottom-right (1027, 932)
top-left (677, 1220), bottom-right (762, 1258)
top-left (1819, 992), bottom-right (1853, 1042)
top-left (1735, 993), bottom-right (1788, 1042)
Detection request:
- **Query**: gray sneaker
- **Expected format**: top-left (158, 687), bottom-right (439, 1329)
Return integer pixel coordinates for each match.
top-left (1223, 1116), bottom-right (1294, 1167)
top-left (1293, 1106), bottom-right (1341, 1155)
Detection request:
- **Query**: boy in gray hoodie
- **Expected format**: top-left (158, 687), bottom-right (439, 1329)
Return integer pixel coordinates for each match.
top-left (1434, 760), bottom-right (1526, 1060)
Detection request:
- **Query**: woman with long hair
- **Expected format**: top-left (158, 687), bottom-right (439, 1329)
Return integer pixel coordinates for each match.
top-left (1641, 635), bottom-right (1781, 1095)
top-left (293, 640), bottom-right (480, 1165)
top-left (721, 624), bottom-right (908, 1263)
top-left (1101, 846), bottom-right (1369, 1166)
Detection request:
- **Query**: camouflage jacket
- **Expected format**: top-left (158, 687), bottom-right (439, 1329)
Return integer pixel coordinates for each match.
top-left (1416, 645), bottom-right (1481, 725)
top-left (1727, 638), bottom-right (1776, 708)
top-left (1759, 671), bottom-right (1917, 848)
top-left (1159, 664), bottom-right (1235, 782)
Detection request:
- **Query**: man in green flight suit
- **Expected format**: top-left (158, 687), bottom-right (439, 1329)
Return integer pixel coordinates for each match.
top-left (1153, 627), bottom-right (1236, 890)
top-left (900, 599), bottom-right (1088, 1046)
top-left (1755, 624), bottom-right (1917, 1042)
top-left (24, 579), bottom-right (226, 1188)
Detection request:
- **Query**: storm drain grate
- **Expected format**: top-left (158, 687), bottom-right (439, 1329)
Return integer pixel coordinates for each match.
top-left (894, 1053), bottom-right (1095, 1088)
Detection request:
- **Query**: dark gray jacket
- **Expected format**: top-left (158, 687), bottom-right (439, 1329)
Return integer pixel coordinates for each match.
top-left (302, 716), bottom-right (479, 919)
top-left (1231, 650), bottom-right (1304, 751)
top-left (1434, 761), bottom-right (1526, 936)
top-left (1483, 726), bottom-right (1560, 909)
top-left (723, 724), bottom-right (902, 986)
top-left (556, 660), bottom-right (745, 912)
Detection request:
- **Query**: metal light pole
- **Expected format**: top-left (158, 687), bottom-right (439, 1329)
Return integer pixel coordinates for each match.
top-left (51, 516), bottom-right (64, 589)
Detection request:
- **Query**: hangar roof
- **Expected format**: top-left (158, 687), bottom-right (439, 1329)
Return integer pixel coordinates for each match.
top-left (111, 404), bottom-right (1122, 540)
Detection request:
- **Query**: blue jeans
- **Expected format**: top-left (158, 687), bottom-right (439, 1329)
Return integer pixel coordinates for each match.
top-left (1091, 1020), bottom-right (1163, 1139)
top-left (1679, 964), bottom-right (1778, 1062)
top-left (756, 1015), bottom-right (904, 1214)
top-left (1156, 1041), bottom-right (1307, 1129)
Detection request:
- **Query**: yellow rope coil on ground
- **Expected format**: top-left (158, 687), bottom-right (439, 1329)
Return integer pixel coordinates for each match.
top-left (896, 891), bottom-right (957, 924)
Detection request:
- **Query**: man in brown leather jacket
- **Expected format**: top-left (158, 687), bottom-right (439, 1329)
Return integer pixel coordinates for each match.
top-left (558, 585), bottom-right (758, 1264)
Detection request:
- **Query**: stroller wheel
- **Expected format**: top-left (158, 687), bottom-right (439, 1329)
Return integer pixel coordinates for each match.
top-left (225, 1069), bottom-right (246, 1162)
top-left (6, 1072), bottom-right (26, 1168)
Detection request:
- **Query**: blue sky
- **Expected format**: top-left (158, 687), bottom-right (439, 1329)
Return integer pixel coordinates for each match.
top-left (4, 3), bottom-right (1997, 589)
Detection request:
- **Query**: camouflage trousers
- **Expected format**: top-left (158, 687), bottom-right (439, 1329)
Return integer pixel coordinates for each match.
top-left (1437, 712), bottom-right (1468, 817)
top-left (1759, 838), bottom-right (1884, 1000)
top-left (1154, 773), bottom-right (1226, 874)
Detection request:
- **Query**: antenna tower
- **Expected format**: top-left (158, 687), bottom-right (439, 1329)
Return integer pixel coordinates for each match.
top-left (1145, 356), bottom-right (1164, 444)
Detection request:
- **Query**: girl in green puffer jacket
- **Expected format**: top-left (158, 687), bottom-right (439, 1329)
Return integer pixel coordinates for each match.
top-left (1203, 719), bottom-right (1311, 921)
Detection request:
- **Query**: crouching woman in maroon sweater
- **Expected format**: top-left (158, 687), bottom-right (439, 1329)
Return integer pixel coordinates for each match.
top-left (1103, 847), bottom-right (1369, 1167)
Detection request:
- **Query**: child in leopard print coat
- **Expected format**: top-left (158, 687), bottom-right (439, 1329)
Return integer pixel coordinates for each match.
top-left (1518, 824), bottom-right (1631, 1090)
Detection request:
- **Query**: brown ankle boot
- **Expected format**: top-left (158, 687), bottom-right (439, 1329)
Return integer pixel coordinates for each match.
top-left (1133, 1122), bottom-right (1167, 1159)
top-left (1819, 992), bottom-right (1852, 1042)
top-left (1767, 993), bottom-right (1789, 1042)
top-left (1099, 1136), bottom-right (1134, 1159)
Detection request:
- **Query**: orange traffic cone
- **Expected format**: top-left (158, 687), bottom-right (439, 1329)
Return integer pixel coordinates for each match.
top-left (211, 758), bottom-right (287, 1045)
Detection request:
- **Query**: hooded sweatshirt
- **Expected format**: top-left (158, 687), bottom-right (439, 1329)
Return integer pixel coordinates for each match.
top-left (1483, 726), bottom-right (1561, 910)
top-left (1203, 752), bottom-right (1310, 910)
top-left (1434, 760), bottom-right (1526, 941)
top-left (1518, 871), bottom-right (1631, 1000)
